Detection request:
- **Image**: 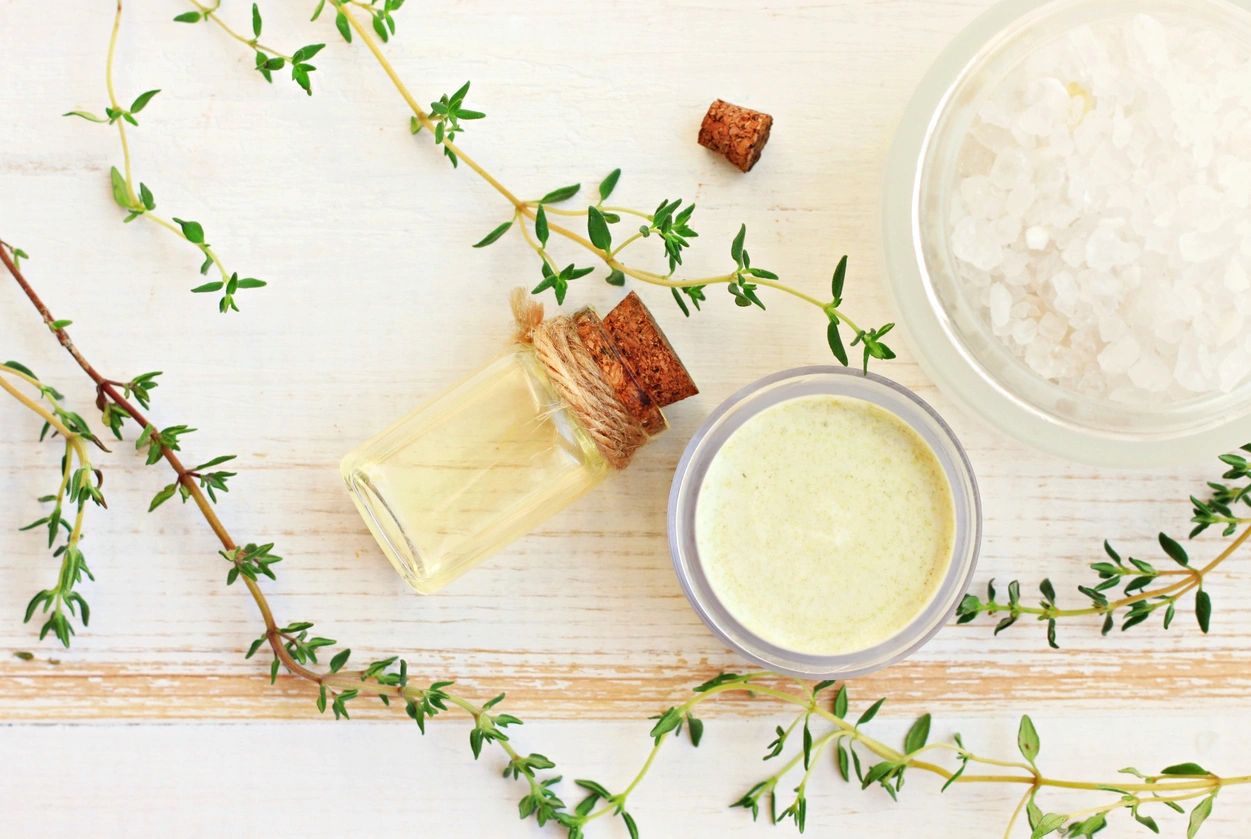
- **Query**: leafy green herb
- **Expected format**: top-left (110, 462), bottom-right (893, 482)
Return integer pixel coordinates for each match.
top-left (960, 445), bottom-right (1250, 646)
top-left (70, 3), bottom-right (276, 310)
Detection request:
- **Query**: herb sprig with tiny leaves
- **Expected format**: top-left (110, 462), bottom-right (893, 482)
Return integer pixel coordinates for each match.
top-left (0, 356), bottom-right (105, 647)
top-left (5, 241), bottom-right (1248, 837)
top-left (175, 2), bottom-right (327, 95)
top-left (64, 2), bottom-right (317, 310)
top-left (957, 446), bottom-right (1251, 647)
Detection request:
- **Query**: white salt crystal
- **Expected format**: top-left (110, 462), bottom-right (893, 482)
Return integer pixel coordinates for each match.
top-left (990, 147), bottom-right (1032, 190)
top-left (1178, 230), bottom-right (1230, 263)
top-left (1218, 348), bottom-right (1249, 391)
top-left (1098, 335), bottom-right (1140, 374)
top-left (952, 217), bottom-right (1004, 272)
top-left (1226, 260), bottom-right (1250, 292)
top-left (989, 284), bottom-right (1012, 329)
top-left (1011, 319), bottom-right (1039, 346)
top-left (944, 12), bottom-right (1251, 402)
top-left (1086, 225), bottom-right (1128, 271)
top-left (1038, 312), bottom-right (1068, 343)
top-left (1128, 352), bottom-right (1170, 392)
top-left (1131, 14), bottom-right (1169, 66)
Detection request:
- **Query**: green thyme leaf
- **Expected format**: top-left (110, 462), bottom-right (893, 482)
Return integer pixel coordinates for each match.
top-left (538, 184), bottom-right (580, 204)
top-left (598, 168), bottom-right (621, 201)
top-left (473, 221), bottom-right (512, 248)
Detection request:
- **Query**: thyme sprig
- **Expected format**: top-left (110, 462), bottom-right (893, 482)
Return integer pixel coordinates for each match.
top-left (64, 2), bottom-right (280, 310)
top-left (176, 2), bottom-right (326, 94)
top-left (958, 445), bottom-right (1251, 646)
top-left (4, 245), bottom-right (1247, 836)
top-left (0, 353), bottom-right (105, 647)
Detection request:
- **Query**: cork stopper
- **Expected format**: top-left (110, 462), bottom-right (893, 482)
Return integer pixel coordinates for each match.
top-left (603, 292), bottom-right (699, 407)
top-left (698, 99), bottom-right (774, 173)
top-left (572, 292), bottom-right (697, 436)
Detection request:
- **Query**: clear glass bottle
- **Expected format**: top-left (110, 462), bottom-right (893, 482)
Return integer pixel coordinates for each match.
top-left (341, 292), bottom-right (696, 593)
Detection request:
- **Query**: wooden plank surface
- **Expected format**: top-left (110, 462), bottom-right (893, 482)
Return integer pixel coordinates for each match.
top-left (1, 0), bottom-right (1249, 835)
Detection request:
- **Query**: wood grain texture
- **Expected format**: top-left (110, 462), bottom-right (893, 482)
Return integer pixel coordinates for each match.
top-left (1, 0), bottom-right (1249, 835)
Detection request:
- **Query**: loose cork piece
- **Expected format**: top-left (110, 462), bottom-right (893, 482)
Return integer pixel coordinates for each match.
top-left (698, 99), bottom-right (774, 173)
top-left (573, 309), bottom-right (666, 435)
top-left (602, 292), bottom-right (699, 408)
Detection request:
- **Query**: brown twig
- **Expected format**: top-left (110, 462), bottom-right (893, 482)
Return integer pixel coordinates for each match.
top-left (0, 241), bottom-right (318, 681)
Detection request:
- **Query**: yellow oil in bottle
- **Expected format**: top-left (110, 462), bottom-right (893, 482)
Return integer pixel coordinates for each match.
top-left (342, 348), bottom-right (609, 593)
top-left (342, 292), bottom-right (696, 594)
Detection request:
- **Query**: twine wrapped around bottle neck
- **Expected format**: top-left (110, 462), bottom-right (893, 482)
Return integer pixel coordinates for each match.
top-left (511, 289), bottom-right (649, 469)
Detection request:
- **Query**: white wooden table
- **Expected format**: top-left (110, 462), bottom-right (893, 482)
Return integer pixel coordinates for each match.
top-left (1, 1), bottom-right (1248, 835)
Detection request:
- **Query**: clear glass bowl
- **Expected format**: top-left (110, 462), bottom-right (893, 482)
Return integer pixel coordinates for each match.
top-left (883, 0), bottom-right (1251, 467)
top-left (667, 368), bottom-right (982, 680)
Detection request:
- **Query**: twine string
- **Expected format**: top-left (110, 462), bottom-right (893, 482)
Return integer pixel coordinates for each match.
top-left (511, 289), bottom-right (648, 469)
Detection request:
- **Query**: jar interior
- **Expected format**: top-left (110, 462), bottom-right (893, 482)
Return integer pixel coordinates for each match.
top-left (916, 0), bottom-right (1251, 439)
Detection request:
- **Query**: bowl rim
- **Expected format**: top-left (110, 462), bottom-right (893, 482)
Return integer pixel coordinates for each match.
top-left (882, 0), bottom-right (1251, 468)
top-left (666, 366), bottom-right (983, 680)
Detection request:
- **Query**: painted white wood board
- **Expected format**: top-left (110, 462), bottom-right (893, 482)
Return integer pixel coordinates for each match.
top-left (1, 0), bottom-right (1248, 835)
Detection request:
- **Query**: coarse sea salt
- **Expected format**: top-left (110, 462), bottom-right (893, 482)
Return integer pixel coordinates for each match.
top-left (946, 12), bottom-right (1251, 404)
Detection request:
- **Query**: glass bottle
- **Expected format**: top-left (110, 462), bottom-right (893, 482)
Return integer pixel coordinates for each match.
top-left (341, 292), bottom-right (696, 593)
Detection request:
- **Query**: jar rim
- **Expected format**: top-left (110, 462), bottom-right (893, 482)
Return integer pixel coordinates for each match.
top-left (666, 367), bottom-right (983, 680)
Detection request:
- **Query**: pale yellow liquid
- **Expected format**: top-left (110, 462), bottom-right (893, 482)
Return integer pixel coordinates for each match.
top-left (342, 349), bottom-right (609, 593)
top-left (695, 395), bottom-right (955, 655)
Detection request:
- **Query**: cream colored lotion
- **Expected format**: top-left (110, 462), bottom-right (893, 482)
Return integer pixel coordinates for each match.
top-left (695, 394), bottom-right (956, 656)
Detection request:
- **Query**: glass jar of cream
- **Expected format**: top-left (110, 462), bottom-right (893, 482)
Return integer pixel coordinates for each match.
top-left (668, 367), bottom-right (981, 679)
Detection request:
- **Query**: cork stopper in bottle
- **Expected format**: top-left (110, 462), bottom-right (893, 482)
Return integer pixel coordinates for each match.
top-left (602, 292), bottom-right (699, 408)
top-left (572, 292), bottom-right (697, 437)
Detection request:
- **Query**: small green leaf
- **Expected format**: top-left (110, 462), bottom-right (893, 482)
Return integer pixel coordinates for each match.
top-left (171, 217), bottom-right (205, 244)
top-left (605, 269), bottom-right (625, 287)
top-left (149, 483), bottom-right (178, 511)
top-left (1188, 795), bottom-right (1214, 838)
top-left (1161, 763), bottom-right (1210, 776)
top-left (335, 11), bottom-right (352, 42)
top-left (535, 206), bottom-right (549, 247)
top-left (329, 649), bottom-right (351, 673)
top-left (1017, 715), bottom-right (1040, 763)
top-left (835, 742), bottom-right (850, 782)
top-left (857, 697), bottom-right (885, 727)
top-left (139, 182), bottom-right (155, 211)
top-left (251, 3), bottom-right (262, 37)
top-left (833, 684), bottom-right (848, 718)
top-left (130, 89), bottom-right (160, 114)
top-left (1159, 533), bottom-right (1189, 566)
top-left (730, 223), bottom-right (746, 265)
top-left (598, 168), bottom-right (621, 201)
top-left (109, 166), bottom-right (130, 209)
top-left (173, 11), bottom-right (202, 23)
top-left (903, 713), bottom-right (930, 753)
top-left (63, 110), bottom-right (108, 123)
top-left (190, 281), bottom-right (224, 293)
top-left (1031, 813), bottom-right (1067, 838)
top-left (473, 221), bottom-right (512, 248)
top-left (686, 714), bottom-right (704, 747)
top-left (538, 184), bottom-right (580, 204)
top-left (1196, 589), bottom-right (1212, 634)
top-left (827, 321), bottom-right (849, 365)
top-left (587, 206), bottom-right (612, 251)
top-left (831, 255), bottom-right (848, 301)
